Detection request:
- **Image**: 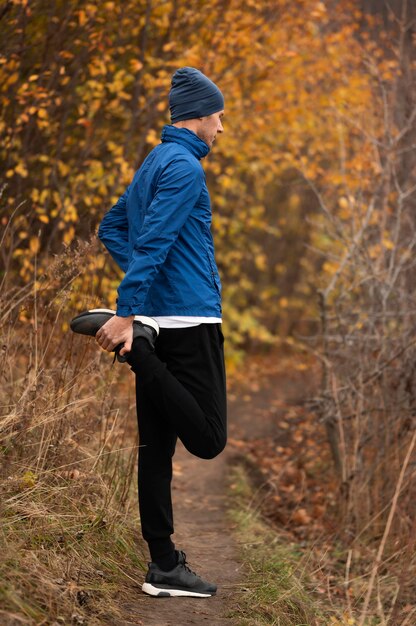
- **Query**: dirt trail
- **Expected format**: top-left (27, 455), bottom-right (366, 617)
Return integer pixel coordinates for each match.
top-left (123, 445), bottom-right (241, 626)
top-left (117, 354), bottom-right (312, 626)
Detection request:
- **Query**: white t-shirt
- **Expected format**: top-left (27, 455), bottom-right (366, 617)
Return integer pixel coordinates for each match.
top-left (153, 316), bottom-right (222, 329)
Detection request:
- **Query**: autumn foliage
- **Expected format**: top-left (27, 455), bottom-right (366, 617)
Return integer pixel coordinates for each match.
top-left (1, 0), bottom-right (378, 337)
top-left (1, 0), bottom-right (416, 622)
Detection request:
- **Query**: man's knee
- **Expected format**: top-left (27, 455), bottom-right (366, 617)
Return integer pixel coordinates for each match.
top-left (191, 435), bottom-right (227, 460)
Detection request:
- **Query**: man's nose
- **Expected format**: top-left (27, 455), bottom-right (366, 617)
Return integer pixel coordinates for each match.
top-left (218, 121), bottom-right (224, 133)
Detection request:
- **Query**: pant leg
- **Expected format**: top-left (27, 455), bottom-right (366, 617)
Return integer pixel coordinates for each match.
top-left (136, 377), bottom-right (177, 561)
top-left (131, 323), bottom-right (227, 460)
top-left (133, 323), bottom-right (227, 557)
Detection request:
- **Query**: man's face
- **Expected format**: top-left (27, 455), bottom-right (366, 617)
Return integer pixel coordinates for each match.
top-left (196, 110), bottom-right (224, 148)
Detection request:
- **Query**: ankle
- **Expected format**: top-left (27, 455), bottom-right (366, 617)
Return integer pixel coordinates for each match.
top-left (153, 550), bottom-right (177, 572)
top-left (126, 337), bottom-right (153, 371)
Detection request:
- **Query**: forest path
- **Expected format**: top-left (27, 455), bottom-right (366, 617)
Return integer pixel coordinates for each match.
top-left (116, 352), bottom-right (312, 626)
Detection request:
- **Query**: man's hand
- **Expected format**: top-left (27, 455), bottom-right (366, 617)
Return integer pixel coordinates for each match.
top-left (96, 315), bottom-right (134, 357)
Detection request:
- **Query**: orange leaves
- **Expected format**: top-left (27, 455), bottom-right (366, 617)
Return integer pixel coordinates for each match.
top-left (292, 508), bottom-right (313, 526)
top-left (0, 0), bottom-right (399, 346)
top-left (36, 108), bottom-right (48, 120)
top-left (129, 59), bottom-right (143, 73)
top-left (228, 351), bottom-right (333, 537)
top-left (78, 9), bottom-right (87, 26)
top-left (88, 59), bottom-right (107, 77)
top-left (3, 71), bottom-right (19, 88)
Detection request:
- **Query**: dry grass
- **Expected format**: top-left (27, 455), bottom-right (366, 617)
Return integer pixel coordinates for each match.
top-left (0, 227), bottom-right (146, 625)
top-left (228, 462), bottom-right (332, 626)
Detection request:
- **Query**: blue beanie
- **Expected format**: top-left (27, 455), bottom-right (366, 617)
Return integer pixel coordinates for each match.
top-left (169, 67), bottom-right (224, 123)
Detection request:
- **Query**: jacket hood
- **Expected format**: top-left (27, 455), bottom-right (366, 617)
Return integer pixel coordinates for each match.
top-left (161, 125), bottom-right (210, 160)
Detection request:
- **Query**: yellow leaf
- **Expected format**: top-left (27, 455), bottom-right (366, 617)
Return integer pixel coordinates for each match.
top-left (255, 254), bottom-right (267, 271)
top-left (220, 175), bottom-right (233, 190)
top-left (30, 236), bottom-right (40, 254)
top-left (78, 9), bottom-right (87, 26)
top-left (63, 225), bottom-right (75, 245)
top-left (382, 238), bottom-right (395, 250)
top-left (21, 471), bottom-right (38, 489)
top-left (129, 59), bottom-right (143, 73)
top-left (7, 72), bottom-right (19, 85)
top-left (15, 162), bottom-right (28, 177)
top-left (58, 161), bottom-right (70, 176)
top-left (145, 129), bottom-right (159, 146)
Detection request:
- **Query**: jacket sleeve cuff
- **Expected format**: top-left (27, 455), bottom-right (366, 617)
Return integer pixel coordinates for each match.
top-left (116, 302), bottom-right (141, 317)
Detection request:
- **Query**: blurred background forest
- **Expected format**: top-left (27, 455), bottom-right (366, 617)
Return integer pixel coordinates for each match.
top-left (1, 0), bottom-right (415, 624)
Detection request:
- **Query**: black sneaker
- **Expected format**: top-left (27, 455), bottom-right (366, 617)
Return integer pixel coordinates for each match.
top-left (70, 308), bottom-right (159, 361)
top-left (142, 551), bottom-right (217, 598)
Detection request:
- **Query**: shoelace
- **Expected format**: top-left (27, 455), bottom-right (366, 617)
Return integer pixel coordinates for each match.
top-left (178, 551), bottom-right (198, 577)
top-left (112, 344), bottom-right (128, 365)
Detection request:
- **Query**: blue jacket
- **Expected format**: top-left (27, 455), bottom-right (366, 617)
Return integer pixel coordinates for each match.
top-left (98, 125), bottom-right (222, 317)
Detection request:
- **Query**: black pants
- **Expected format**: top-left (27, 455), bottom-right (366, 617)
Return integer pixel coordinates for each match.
top-left (128, 323), bottom-right (227, 562)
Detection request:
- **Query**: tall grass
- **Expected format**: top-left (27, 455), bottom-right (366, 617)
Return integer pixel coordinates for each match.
top-left (0, 197), bottom-right (145, 625)
top-left (228, 462), bottom-right (330, 626)
top-left (310, 21), bottom-right (416, 622)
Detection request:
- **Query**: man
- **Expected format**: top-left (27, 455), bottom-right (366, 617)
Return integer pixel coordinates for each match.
top-left (95, 67), bottom-right (226, 597)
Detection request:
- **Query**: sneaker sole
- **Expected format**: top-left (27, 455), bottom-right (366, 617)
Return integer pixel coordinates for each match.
top-left (70, 309), bottom-right (159, 337)
top-left (70, 309), bottom-right (159, 362)
top-left (141, 582), bottom-right (215, 598)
